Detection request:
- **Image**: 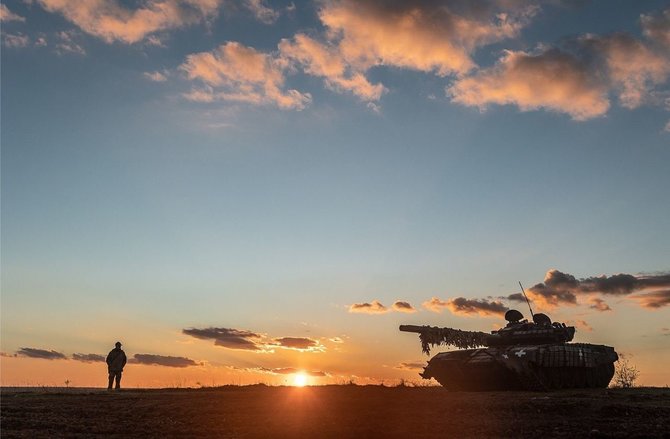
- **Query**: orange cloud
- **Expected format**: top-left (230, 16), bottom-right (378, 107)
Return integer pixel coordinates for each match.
top-left (630, 290), bottom-right (670, 309)
top-left (180, 42), bottom-right (311, 110)
top-left (348, 300), bottom-right (389, 314)
top-left (270, 337), bottom-right (324, 352)
top-left (422, 297), bottom-right (449, 313)
top-left (37, 0), bottom-right (222, 44)
top-left (449, 48), bottom-right (610, 120)
top-left (392, 301), bottom-right (417, 313)
top-left (279, 34), bottom-right (386, 101)
top-left (318, 0), bottom-right (537, 75)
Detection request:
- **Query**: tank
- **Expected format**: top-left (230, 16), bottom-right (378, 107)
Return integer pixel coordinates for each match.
top-left (399, 309), bottom-right (618, 391)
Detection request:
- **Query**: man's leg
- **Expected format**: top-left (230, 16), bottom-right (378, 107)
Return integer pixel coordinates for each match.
top-left (115, 372), bottom-right (122, 389)
top-left (108, 372), bottom-right (114, 389)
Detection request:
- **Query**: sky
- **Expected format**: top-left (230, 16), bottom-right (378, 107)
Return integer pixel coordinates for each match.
top-left (1, 0), bottom-right (669, 388)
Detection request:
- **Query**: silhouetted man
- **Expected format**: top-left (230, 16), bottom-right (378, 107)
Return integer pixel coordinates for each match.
top-left (106, 341), bottom-right (127, 390)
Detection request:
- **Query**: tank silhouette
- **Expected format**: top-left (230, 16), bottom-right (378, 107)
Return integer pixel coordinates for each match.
top-left (400, 309), bottom-right (618, 391)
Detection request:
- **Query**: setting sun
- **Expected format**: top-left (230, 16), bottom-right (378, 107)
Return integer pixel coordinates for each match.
top-left (293, 373), bottom-right (308, 387)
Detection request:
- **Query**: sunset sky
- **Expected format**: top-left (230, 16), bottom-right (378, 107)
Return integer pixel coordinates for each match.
top-left (2, 0), bottom-right (669, 388)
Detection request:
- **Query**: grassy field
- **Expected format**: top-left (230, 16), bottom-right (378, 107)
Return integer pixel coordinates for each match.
top-left (1, 386), bottom-right (668, 438)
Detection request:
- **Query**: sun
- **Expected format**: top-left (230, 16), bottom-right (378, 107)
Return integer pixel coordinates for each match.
top-left (292, 373), bottom-right (308, 387)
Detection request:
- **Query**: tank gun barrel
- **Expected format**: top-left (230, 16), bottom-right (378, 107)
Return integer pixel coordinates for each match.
top-left (399, 325), bottom-right (490, 354)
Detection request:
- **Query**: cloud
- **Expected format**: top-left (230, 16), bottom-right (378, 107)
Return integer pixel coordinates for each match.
top-left (348, 300), bottom-right (389, 314)
top-left (318, 0), bottom-right (538, 75)
top-left (72, 353), bottom-right (105, 363)
top-left (588, 297), bottom-right (612, 312)
top-left (17, 348), bottom-right (67, 360)
top-left (0, 352), bottom-right (17, 358)
top-left (394, 361), bottom-right (426, 371)
top-left (449, 16), bottom-right (670, 120)
top-left (392, 301), bottom-right (417, 313)
top-left (422, 297), bottom-right (450, 313)
top-left (2, 32), bottom-right (30, 48)
top-left (183, 327), bottom-right (265, 350)
top-left (641, 8), bottom-right (670, 48)
top-left (181, 42), bottom-right (311, 110)
top-left (449, 48), bottom-right (610, 120)
top-left (527, 269), bottom-right (580, 307)
top-left (570, 319), bottom-right (593, 332)
top-left (446, 297), bottom-right (509, 317)
top-left (279, 34), bottom-right (386, 102)
top-left (328, 337), bottom-right (344, 343)
top-left (526, 269), bottom-right (670, 310)
top-left (36, 0), bottom-right (223, 44)
top-left (131, 353), bottom-right (200, 368)
top-left (54, 30), bottom-right (85, 55)
top-left (630, 290), bottom-right (670, 309)
top-left (271, 337), bottom-right (323, 351)
top-left (244, 0), bottom-right (278, 24)
top-left (144, 71), bottom-right (168, 82)
top-left (0, 4), bottom-right (25, 22)
top-left (582, 33), bottom-right (670, 109)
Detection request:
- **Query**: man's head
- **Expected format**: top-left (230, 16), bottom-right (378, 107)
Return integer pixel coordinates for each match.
top-left (115, 341), bottom-right (122, 348)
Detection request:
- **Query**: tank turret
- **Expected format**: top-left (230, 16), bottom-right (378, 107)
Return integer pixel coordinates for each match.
top-left (400, 309), bottom-right (618, 391)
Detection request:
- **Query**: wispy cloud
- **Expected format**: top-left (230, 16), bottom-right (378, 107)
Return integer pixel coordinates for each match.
top-left (54, 30), bottom-right (85, 55)
top-left (131, 353), bottom-right (200, 368)
top-left (144, 71), bottom-right (168, 82)
top-left (641, 8), bottom-right (670, 49)
top-left (394, 361), bottom-right (426, 371)
top-left (244, 0), bottom-right (279, 24)
top-left (36, 0), bottom-right (223, 44)
top-left (0, 4), bottom-right (25, 22)
top-left (2, 32), bottom-right (30, 48)
top-left (181, 42), bottom-right (311, 109)
top-left (279, 34), bottom-right (386, 102)
top-left (568, 319), bottom-right (594, 332)
top-left (17, 347), bottom-right (67, 360)
top-left (588, 297), bottom-right (612, 312)
top-left (630, 290), bottom-right (670, 309)
top-left (72, 353), bottom-right (105, 363)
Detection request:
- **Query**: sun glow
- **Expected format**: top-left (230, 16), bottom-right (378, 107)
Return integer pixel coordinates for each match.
top-left (293, 373), bottom-right (308, 387)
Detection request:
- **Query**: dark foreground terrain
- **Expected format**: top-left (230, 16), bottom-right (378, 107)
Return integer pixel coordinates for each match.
top-left (1, 386), bottom-right (668, 438)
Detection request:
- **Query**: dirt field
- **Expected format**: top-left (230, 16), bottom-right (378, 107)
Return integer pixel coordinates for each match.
top-left (1, 386), bottom-right (668, 438)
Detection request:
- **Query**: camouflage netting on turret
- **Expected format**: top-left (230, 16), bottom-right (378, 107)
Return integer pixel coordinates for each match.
top-left (419, 327), bottom-right (489, 354)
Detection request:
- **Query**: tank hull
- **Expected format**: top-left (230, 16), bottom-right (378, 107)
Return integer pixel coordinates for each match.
top-left (421, 343), bottom-right (617, 391)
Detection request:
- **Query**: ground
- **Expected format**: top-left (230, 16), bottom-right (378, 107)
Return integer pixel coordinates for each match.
top-left (1, 386), bottom-right (668, 438)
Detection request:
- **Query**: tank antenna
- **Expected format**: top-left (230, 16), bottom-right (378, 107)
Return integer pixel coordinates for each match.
top-left (518, 281), bottom-right (535, 319)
